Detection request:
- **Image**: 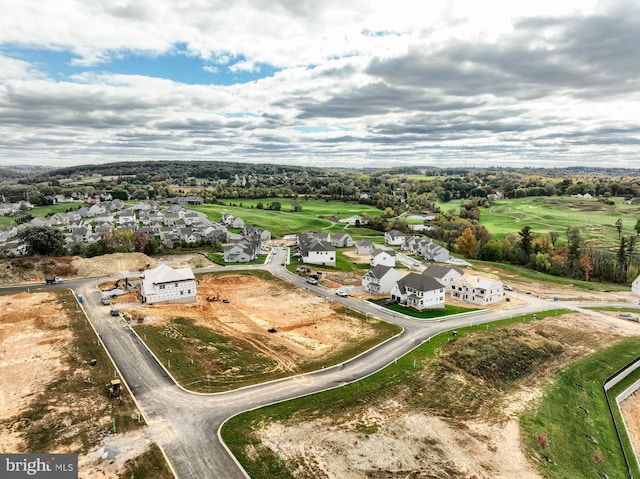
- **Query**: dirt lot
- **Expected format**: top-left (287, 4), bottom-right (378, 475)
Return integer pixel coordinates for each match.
top-left (123, 273), bottom-right (385, 375)
top-left (0, 289), bottom-right (165, 479)
top-left (255, 311), bottom-right (640, 479)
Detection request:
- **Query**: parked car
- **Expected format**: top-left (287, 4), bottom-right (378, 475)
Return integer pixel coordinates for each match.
top-left (335, 289), bottom-right (348, 297)
top-left (307, 278), bottom-right (318, 285)
top-left (110, 309), bottom-right (120, 317)
top-left (503, 284), bottom-right (514, 291)
top-left (101, 296), bottom-right (111, 305)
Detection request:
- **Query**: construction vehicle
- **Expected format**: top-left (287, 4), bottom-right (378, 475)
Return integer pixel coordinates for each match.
top-left (45, 276), bottom-right (63, 284)
top-left (105, 379), bottom-right (122, 398)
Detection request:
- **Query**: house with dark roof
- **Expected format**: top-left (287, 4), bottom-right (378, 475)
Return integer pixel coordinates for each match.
top-left (297, 232), bottom-right (336, 267)
top-left (223, 238), bottom-right (260, 263)
top-left (362, 265), bottom-right (403, 294)
top-left (390, 273), bottom-right (445, 310)
top-left (385, 229), bottom-right (407, 246)
top-left (422, 265), bottom-right (464, 291)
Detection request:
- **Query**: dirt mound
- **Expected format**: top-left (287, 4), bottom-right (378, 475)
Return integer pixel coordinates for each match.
top-left (72, 253), bottom-right (156, 277)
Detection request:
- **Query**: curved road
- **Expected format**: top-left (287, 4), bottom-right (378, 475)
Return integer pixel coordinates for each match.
top-left (8, 249), bottom-right (637, 478)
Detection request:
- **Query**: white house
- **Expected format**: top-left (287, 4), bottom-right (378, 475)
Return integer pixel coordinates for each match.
top-left (141, 264), bottom-right (197, 304)
top-left (297, 233), bottom-right (336, 267)
top-left (371, 249), bottom-right (396, 268)
top-left (421, 265), bottom-right (464, 291)
top-left (362, 265), bottom-right (403, 294)
top-left (385, 229), bottom-right (407, 246)
top-left (355, 239), bottom-right (375, 255)
top-left (450, 276), bottom-right (504, 305)
top-left (632, 275), bottom-right (640, 296)
top-left (390, 273), bottom-right (445, 311)
top-left (223, 238), bottom-right (259, 263)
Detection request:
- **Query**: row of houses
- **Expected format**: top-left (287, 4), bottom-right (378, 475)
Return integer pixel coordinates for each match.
top-left (0, 200), bottom-right (230, 255)
top-left (363, 264), bottom-right (504, 310)
top-left (385, 230), bottom-right (450, 262)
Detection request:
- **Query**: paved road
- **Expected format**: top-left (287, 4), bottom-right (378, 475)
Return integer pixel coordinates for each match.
top-left (10, 251), bottom-right (639, 478)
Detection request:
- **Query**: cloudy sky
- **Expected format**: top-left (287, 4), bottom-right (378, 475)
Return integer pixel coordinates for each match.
top-left (1, 0), bottom-right (639, 169)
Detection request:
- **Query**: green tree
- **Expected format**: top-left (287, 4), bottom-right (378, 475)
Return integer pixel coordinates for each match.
top-left (635, 219), bottom-right (640, 236)
top-left (615, 218), bottom-right (623, 240)
top-left (16, 226), bottom-right (66, 256)
top-left (518, 226), bottom-right (533, 263)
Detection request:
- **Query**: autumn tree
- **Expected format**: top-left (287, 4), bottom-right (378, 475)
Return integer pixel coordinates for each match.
top-left (579, 254), bottom-right (593, 281)
top-left (457, 227), bottom-right (478, 258)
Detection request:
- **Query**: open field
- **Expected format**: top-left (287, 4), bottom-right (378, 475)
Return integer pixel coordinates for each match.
top-left (123, 271), bottom-right (400, 392)
top-left (437, 196), bottom-right (640, 245)
top-left (190, 199), bottom-right (383, 238)
top-left (223, 307), bottom-right (640, 479)
top-left (0, 288), bottom-right (172, 479)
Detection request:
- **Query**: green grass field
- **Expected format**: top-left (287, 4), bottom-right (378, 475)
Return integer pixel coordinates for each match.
top-left (190, 199), bottom-right (383, 238)
top-left (437, 196), bottom-right (640, 245)
top-left (520, 338), bottom-right (640, 479)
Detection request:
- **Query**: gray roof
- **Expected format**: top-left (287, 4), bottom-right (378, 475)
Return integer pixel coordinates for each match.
top-left (366, 264), bottom-right (393, 280)
top-left (421, 264), bottom-right (463, 279)
top-left (396, 273), bottom-right (444, 294)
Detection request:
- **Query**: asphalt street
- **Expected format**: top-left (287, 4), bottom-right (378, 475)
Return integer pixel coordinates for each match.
top-left (8, 248), bottom-right (637, 478)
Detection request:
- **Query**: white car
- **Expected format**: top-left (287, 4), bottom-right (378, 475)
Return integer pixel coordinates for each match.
top-left (335, 289), bottom-right (348, 297)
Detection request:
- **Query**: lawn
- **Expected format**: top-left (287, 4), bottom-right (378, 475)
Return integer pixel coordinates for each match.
top-left (436, 196), bottom-right (640, 246)
top-left (520, 338), bottom-right (640, 479)
top-left (189, 199), bottom-right (384, 238)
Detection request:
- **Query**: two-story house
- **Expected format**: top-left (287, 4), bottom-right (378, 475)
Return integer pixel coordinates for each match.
top-left (390, 273), bottom-right (446, 311)
top-left (141, 264), bottom-right (196, 304)
top-left (450, 276), bottom-right (504, 305)
top-left (362, 265), bottom-right (403, 294)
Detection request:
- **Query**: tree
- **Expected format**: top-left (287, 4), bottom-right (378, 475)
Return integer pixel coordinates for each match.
top-left (635, 219), bottom-right (640, 236)
top-left (133, 230), bottom-right (148, 252)
top-left (291, 200), bottom-right (302, 212)
top-left (518, 226), bottom-right (533, 264)
top-left (268, 201), bottom-right (281, 211)
top-left (579, 254), bottom-right (593, 281)
top-left (17, 226), bottom-right (66, 256)
top-left (549, 231), bottom-right (560, 247)
top-left (615, 218), bottom-right (623, 240)
top-left (537, 433), bottom-right (548, 451)
top-left (457, 227), bottom-right (478, 258)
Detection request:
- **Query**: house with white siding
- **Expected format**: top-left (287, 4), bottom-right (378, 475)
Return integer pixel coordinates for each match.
top-left (362, 265), bottom-right (403, 294)
top-left (140, 264), bottom-right (196, 304)
top-left (355, 239), bottom-right (375, 255)
top-left (331, 232), bottom-right (354, 247)
top-left (297, 232), bottom-right (336, 267)
top-left (385, 229), bottom-right (407, 246)
top-left (450, 276), bottom-right (504, 305)
top-left (371, 249), bottom-right (396, 268)
top-left (390, 273), bottom-right (446, 311)
top-left (422, 265), bottom-right (464, 291)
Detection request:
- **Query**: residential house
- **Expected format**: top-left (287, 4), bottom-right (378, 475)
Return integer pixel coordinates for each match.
top-left (421, 265), bottom-right (464, 291)
top-left (390, 273), bottom-right (446, 310)
top-left (362, 265), bottom-right (403, 294)
top-left (339, 215), bottom-right (363, 226)
top-left (297, 232), bottom-right (336, 267)
top-left (450, 276), bottom-right (504, 305)
top-left (331, 232), bottom-right (354, 248)
top-left (371, 249), bottom-right (396, 268)
top-left (244, 225), bottom-right (271, 243)
top-left (424, 241), bottom-right (450, 262)
top-left (140, 264), bottom-right (197, 304)
top-left (88, 204), bottom-right (106, 216)
top-left (355, 239), bottom-right (375, 255)
top-left (222, 214), bottom-right (245, 229)
top-left (385, 229), bottom-right (407, 246)
top-left (224, 238), bottom-right (259, 263)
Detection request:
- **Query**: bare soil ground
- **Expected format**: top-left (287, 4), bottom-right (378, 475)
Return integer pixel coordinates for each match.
top-left (254, 310), bottom-right (640, 479)
top-left (0, 289), bottom-right (165, 479)
top-left (123, 273), bottom-right (382, 372)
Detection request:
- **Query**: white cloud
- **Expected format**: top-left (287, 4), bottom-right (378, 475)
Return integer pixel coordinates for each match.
top-left (0, 1), bottom-right (639, 168)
